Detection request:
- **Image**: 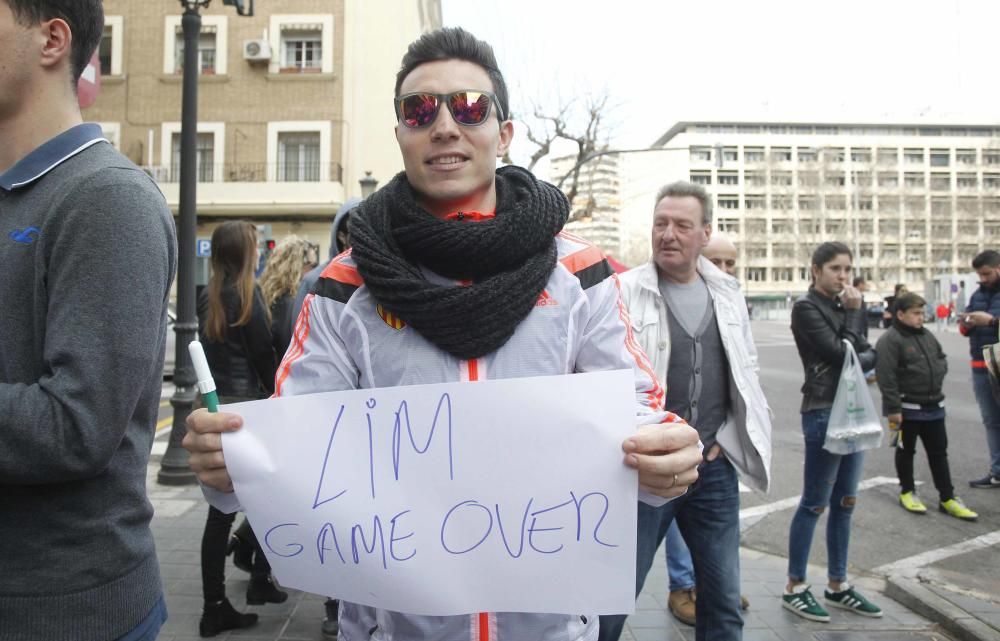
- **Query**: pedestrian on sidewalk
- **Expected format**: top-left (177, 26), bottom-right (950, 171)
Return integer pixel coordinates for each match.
top-left (784, 242), bottom-right (883, 623)
top-left (196, 221), bottom-right (287, 637)
top-left (935, 302), bottom-right (949, 333)
top-left (875, 292), bottom-right (977, 521)
top-left (260, 235), bottom-right (319, 360)
top-left (958, 249), bottom-right (1000, 489)
top-left (659, 232), bottom-right (751, 627)
top-left (600, 181), bottom-right (773, 641)
top-left (0, 2), bottom-right (176, 639)
top-left (183, 27), bottom-right (702, 641)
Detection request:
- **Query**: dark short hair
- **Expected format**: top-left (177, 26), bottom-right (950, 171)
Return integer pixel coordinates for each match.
top-left (972, 250), bottom-right (1000, 270)
top-left (395, 27), bottom-right (509, 124)
top-left (6, 0), bottom-right (104, 85)
top-left (895, 292), bottom-right (926, 312)
top-left (654, 181), bottom-right (713, 225)
top-left (810, 241), bottom-right (852, 269)
top-left (852, 276), bottom-right (866, 287)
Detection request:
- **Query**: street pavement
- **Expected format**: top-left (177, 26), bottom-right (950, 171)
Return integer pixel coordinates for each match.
top-left (149, 320), bottom-right (1000, 640)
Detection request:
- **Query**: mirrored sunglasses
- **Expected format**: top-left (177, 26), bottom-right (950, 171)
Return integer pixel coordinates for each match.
top-left (395, 90), bottom-right (504, 129)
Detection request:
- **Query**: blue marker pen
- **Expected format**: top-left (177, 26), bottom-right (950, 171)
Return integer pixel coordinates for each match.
top-left (189, 340), bottom-right (219, 412)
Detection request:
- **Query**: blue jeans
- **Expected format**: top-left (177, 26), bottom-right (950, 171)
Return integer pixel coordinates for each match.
top-left (114, 595), bottom-right (167, 641)
top-left (665, 520), bottom-right (695, 591)
top-left (599, 456), bottom-right (742, 641)
top-left (787, 408), bottom-right (866, 584)
top-left (972, 369), bottom-right (1000, 476)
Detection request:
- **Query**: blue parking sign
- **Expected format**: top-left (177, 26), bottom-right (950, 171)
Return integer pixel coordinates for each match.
top-left (196, 239), bottom-right (212, 257)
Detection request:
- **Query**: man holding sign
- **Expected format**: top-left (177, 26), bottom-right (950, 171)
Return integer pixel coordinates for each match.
top-left (184, 27), bottom-right (700, 641)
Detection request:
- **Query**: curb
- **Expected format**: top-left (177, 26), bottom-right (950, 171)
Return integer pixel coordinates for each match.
top-left (885, 574), bottom-right (1000, 641)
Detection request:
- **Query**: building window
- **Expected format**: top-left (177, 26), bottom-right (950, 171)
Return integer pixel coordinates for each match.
top-left (880, 196), bottom-right (901, 213)
top-left (723, 147), bottom-right (738, 162)
top-left (690, 146), bottom-right (712, 162)
top-left (718, 195), bottom-right (739, 210)
top-left (771, 171), bottom-right (793, 186)
top-left (851, 171), bottom-right (872, 187)
top-left (717, 171), bottom-right (738, 185)
top-left (164, 15), bottom-right (227, 75)
top-left (957, 173), bottom-right (978, 189)
top-left (825, 195), bottom-right (846, 210)
top-left (717, 218), bottom-right (739, 233)
top-left (985, 197), bottom-right (1000, 214)
top-left (984, 173), bottom-right (1000, 189)
top-left (858, 221), bottom-right (873, 234)
top-left (931, 223), bottom-right (952, 239)
top-left (930, 173), bottom-right (950, 190)
top-left (904, 148), bottom-right (925, 164)
top-left (798, 171), bottom-right (819, 187)
top-left (956, 149), bottom-right (977, 165)
top-left (878, 172), bottom-right (899, 188)
top-left (905, 196), bottom-right (926, 213)
top-left (269, 15), bottom-right (334, 75)
top-left (850, 148), bottom-right (872, 163)
top-left (744, 147), bottom-right (765, 162)
top-left (929, 149), bottom-right (950, 167)
top-left (957, 197), bottom-right (979, 213)
top-left (282, 30), bottom-right (323, 72)
top-left (278, 132), bottom-right (321, 181)
top-left (771, 147), bottom-right (792, 162)
top-left (176, 31), bottom-right (217, 74)
top-left (822, 148), bottom-right (845, 163)
top-left (931, 198), bottom-right (951, 215)
top-left (745, 196), bottom-right (766, 210)
top-left (860, 244), bottom-right (874, 259)
top-left (797, 147), bottom-right (817, 162)
top-left (99, 16), bottom-right (123, 76)
top-left (747, 245), bottom-right (767, 259)
top-left (984, 151), bottom-right (1000, 165)
top-left (747, 268), bottom-right (766, 282)
top-left (774, 268), bottom-right (793, 282)
top-left (689, 170), bottom-right (711, 185)
top-left (771, 221), bottom-right (791, 235)
top-left (747, 220), bottom-right (767, 234)
top-left (907, 223), bottom-right (925, 240)
top-left (745, 170), bottom-right (766, 187)
top-left (903, 172), bottom-right (925, 188)
top-left (877, 148), bottom-right (898, 164)
top-left (170, 133), bottom-right (215, 182)
top-left (881, 220), bottom-right (900, 235)
top-left (798, 196), bottom-right (817, 210)
top-left (857, 197), bottom-right (873, 210)
top-left (825, 172), bottom-right (846, 187)
top-left (985, 222), bottom-right (1000, 237)
top-left (771, 196), bottom-right (792, 210)
top-left (906, 269), bottom-right (925, 282)
top-left (826, 219), bottom-right (846, 235)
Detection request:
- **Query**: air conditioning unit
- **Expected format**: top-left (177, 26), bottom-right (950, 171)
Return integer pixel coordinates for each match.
top-left (243, 39), bottom-right (272, 61)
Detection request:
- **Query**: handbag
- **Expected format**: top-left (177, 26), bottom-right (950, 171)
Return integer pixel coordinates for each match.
top-left (824, 339), bottom-right (883, 454)
top-left (984, 323), bottom-right (1000, 404)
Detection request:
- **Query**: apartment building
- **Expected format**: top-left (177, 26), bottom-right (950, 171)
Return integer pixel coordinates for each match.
top-left (550, 152), bottom-right (625, 260)
top-left (619, 121), bottom-right (1000, 304)
top-left (84, 0), bottom-right (440, 263)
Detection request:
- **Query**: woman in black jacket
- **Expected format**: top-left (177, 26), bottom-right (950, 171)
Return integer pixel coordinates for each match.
top-left (196, 221), bottom-right (286, 637)
top-left (781, 242), bottom-right (882, 623)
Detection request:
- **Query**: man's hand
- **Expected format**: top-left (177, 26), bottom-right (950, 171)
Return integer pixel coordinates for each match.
top-left (963, 311), bottom-right (994, 327)
top-left (623, 423), bottom-right (701, 498)
top-left (182, 408), bottom-right (244, 492)
top-left (887, 413), bottom-right (902, 426)
top-left (841, 285), bottom-right (862, 310)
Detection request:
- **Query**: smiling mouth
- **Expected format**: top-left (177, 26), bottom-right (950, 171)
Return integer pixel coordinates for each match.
top-left (427, 155), bottom-right (467, 166)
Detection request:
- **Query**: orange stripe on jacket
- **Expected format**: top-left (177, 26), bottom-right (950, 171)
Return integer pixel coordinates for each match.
top-left (560, 244), bottom-right (606, 275)
top-left (320, 250), bottom-right (363, 287)
top-left (611, 273), bottom-right (665, 411)
top-left (275, 293), bottom-right (313, 396)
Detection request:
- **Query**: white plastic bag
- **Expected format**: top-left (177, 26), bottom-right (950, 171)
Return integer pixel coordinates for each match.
top-left (824, 339), bottom-right (883, 454)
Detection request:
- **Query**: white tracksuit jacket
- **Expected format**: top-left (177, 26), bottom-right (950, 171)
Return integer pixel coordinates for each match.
top-left (218, 231), bottom-right (685, 641)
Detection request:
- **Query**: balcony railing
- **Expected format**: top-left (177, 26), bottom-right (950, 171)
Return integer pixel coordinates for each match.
top-left (142, 162), bottom-right (344, 184)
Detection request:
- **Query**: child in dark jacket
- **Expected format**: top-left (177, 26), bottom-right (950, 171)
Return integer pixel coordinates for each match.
top-left (875, 292), bottom-right (977, 521)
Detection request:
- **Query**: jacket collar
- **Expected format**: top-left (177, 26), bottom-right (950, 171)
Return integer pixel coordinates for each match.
top-left (0, 123), bottom-right (107, 192)
top-left (634, 255), bottom-right (741, 294)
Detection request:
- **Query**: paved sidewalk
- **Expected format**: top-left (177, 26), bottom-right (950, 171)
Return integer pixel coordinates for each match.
top-left (147, 458), bottom-right (995, 641)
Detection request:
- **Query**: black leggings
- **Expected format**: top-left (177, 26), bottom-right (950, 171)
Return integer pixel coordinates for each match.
top-left (201, 506), bottom-right (272, 604)
top-left (896, 418), bottom-right (954, 502)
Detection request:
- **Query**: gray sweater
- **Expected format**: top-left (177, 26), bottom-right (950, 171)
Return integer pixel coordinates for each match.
top-left (0, 128), bottom-right (177, 640)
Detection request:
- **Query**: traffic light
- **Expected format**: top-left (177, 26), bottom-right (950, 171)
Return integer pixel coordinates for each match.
top-left (222, 0), bottom-right (253, 16)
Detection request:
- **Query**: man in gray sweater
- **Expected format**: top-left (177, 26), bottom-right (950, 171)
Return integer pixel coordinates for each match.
top-left (0, 1), bottom-right (177, 639)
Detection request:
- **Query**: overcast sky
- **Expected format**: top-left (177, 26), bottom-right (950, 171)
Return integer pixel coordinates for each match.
top-left (442, 0), bottom-right (1000, 166)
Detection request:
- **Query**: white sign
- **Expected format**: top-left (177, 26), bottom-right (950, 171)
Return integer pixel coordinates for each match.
top-left (222, 370), bottom-right (638, 616)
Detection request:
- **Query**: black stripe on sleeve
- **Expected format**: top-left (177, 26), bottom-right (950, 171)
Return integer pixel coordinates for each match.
top-left (312, 276), bottom-right (359, 304)
top-left (574, 259), bottom-right (614, 290)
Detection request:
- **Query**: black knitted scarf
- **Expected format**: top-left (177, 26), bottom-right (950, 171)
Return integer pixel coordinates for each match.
top-left (350, 165), bottom-right (569, 360)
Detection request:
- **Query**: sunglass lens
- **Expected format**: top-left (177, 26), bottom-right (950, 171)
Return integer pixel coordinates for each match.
top-left (401, 94), bottom-right (440, 128)
top-left (449, 91), bottom-right (491, 125)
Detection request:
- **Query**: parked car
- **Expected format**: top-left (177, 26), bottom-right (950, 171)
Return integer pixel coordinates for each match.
top-left (163, 304), bottom-right (176, 380)
top-left (866, 303), bottom-right (884, 329)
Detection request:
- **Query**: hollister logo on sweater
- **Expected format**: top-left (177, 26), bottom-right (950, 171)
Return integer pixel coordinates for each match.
top-left (9, 227), bottom-right (40, 244)
top-left (376, 304), bottom-right (406, 330)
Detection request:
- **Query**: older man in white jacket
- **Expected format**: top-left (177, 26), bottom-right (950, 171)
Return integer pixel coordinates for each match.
top-left (599, 181), bottom-right (772, 641)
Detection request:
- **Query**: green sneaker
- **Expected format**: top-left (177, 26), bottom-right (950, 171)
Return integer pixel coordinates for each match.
top-left (899, 491), bottom-right (927, 514)
top-left (939, 497), bottom-right (978, 521)
top-left (824, 584), bottom-right (883, 618)
top-left (782, 585), bottom-right (830, 622)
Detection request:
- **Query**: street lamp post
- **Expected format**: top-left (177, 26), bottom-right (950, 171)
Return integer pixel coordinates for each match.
top-left (359, 171), bottom-right (379, 198)
top-left (158, 0), bottom-right (253, 485)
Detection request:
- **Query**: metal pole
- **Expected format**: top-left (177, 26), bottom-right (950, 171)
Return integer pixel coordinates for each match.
top-left (158, 3), bottom-right (204, 485)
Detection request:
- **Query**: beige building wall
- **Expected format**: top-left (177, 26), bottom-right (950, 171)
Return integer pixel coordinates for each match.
top-left (84, 0), bottom-right (440, 259)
